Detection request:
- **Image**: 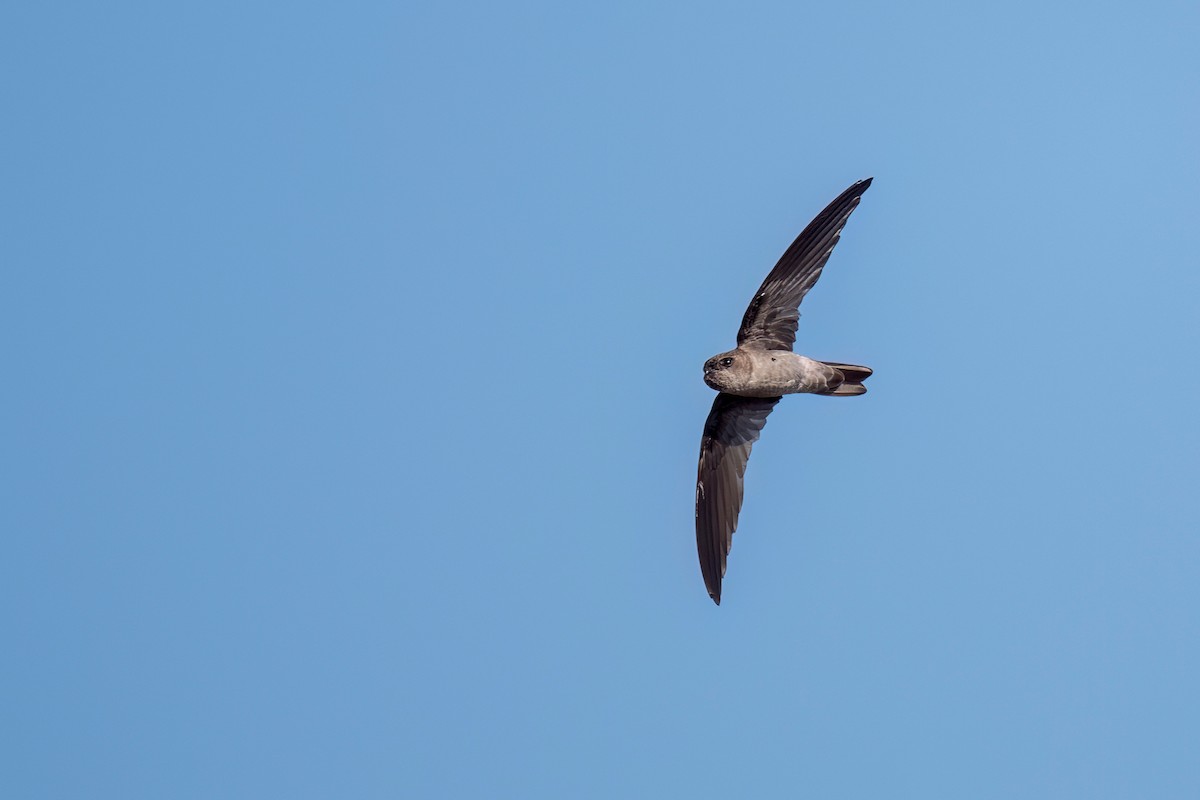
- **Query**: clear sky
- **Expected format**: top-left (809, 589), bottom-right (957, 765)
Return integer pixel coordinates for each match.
top-left (3, 1), bottom-right (1198, 798)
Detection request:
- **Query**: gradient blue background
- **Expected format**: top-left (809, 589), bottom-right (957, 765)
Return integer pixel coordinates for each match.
top-left (4, 2), bottom-right (1198, 797)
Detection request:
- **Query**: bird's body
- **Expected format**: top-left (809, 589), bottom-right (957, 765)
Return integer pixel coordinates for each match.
top-left (703, 350), bottom-right (866, 397)
top-left (695, 177), bottom-right (875, 605)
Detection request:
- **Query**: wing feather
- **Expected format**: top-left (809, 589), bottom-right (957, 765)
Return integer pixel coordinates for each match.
top-left (737, 178), bottom-right (872, 351)
top-left (695, 393), bottom-right (780, 604)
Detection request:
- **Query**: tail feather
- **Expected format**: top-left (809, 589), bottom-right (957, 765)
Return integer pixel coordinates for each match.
top-left (817, 361), bottom-right (872, 396)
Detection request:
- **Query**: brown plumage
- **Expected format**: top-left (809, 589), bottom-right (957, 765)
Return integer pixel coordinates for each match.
top-left (696, 178), bottom-right (875, 604)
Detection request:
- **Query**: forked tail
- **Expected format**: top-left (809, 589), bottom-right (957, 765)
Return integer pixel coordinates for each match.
top-left (817, 362), bottom-right (873, 396)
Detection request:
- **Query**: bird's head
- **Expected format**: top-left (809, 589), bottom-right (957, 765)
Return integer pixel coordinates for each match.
top-left (703, 351), bottom-right (740, 391)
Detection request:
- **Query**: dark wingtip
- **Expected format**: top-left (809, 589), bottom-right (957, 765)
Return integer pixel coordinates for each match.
top-left (710, 592), bottom-right (721, 606)
top-left (831, 177), bottom-right (872, 207)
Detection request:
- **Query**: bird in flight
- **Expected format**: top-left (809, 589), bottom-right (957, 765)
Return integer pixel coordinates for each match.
top-left (696, 178), bottom-right (874, 604)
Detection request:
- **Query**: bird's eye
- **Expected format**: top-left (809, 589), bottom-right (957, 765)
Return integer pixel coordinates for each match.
top-left (719, 357), bottom-right (733, 367)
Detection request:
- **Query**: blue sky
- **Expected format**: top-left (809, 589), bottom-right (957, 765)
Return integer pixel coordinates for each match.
top-left (3, 1), bottom-right (1198, 797)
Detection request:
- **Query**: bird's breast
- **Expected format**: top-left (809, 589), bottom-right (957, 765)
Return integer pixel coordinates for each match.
top-left (726, 352), bottom-right (826, 396)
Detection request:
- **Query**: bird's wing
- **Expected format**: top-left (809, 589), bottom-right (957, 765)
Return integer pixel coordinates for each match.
top-left (695, 392), bottom-right (780, 604)
top-left (736, 178), bottom-right (872, 351)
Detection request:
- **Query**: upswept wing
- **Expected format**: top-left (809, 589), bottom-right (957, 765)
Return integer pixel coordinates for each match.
top-left (736, 178), bottom-right (872, 351)
top-left (695, 392), bottom-right (780, 604)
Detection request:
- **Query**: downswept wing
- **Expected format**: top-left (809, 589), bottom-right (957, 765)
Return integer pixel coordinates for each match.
top-left (737, 178), bottom-right (873, 351)
top-left (695, 392), bottom-right (780, 604)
